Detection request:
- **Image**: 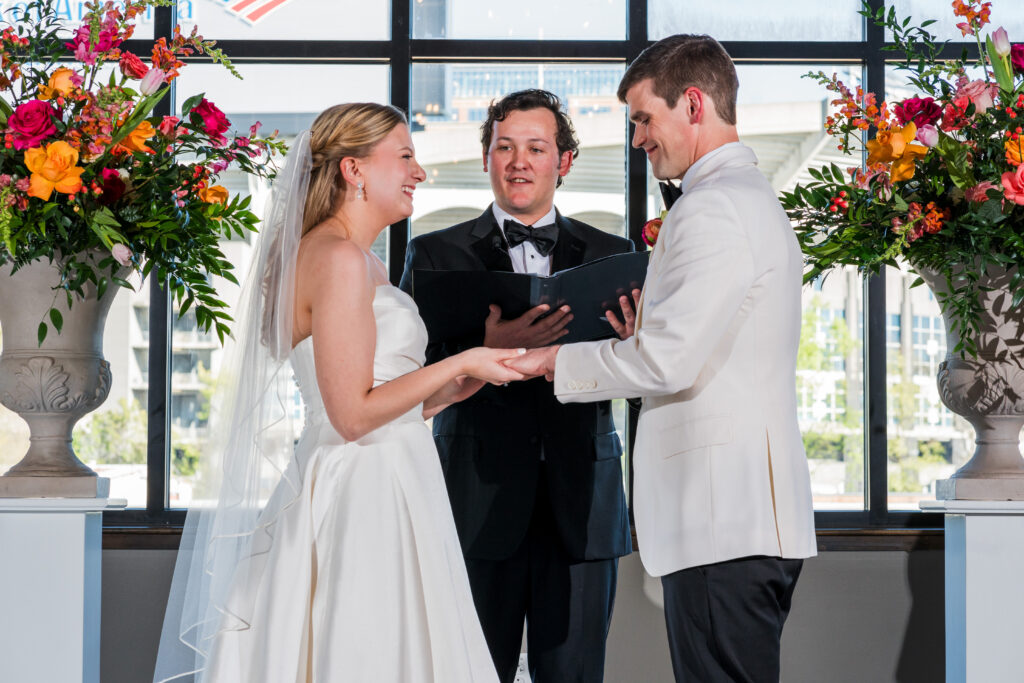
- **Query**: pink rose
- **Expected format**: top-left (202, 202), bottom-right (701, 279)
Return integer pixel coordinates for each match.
top-left (8, 100), bottom-right (58, 150)
top-left (958, 79), bottom-right (998, 114)
top-left (193, 98), bottom-right (230, 146)
top-left (1012, 45), bottom-right (1024, 74)
top-left (99, 168), bottom-right (126, 205)
top-left (894, 97), bottom-right (942, 128)
top-left (1002, 166), bottom-right (1024, 205)
top-left (965, 180), bottom-right (997, 203)
top-left (158, 115), bottom-right (180, 138)
top-left (111, 243), bottom-right (132, 267)
top-left (915, 124), bottom-right (939, 147)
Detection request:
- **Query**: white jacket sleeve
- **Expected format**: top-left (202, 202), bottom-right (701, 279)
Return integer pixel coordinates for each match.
top-left (554, 189), bottom-right (755, 403)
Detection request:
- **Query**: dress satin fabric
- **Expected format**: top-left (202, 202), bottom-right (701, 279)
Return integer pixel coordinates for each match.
top-left (203, 285), bottom-right (498, 683)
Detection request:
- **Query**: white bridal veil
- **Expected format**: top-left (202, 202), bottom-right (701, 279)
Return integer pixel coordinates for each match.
top-left (152, 130), bottom-right (312, 682)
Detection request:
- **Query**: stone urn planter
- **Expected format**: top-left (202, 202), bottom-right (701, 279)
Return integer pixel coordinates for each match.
top-left (0, 253), bottom-right (121, 498)
top-left (916, 263), bottom-right (1024, 500)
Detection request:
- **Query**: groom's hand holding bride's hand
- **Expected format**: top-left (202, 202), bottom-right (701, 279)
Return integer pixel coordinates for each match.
top-left (503, 345), bottom-right (560, 381)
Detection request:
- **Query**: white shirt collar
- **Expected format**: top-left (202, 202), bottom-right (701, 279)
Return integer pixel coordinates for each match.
top-left (678, 141), bottom-right (747, 194)
top-left (491, 204), bottom-right (557, 232)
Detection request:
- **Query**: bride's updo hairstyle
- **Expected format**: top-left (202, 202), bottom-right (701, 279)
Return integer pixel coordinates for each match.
top-left (302, 102), bottom-right (408, 234)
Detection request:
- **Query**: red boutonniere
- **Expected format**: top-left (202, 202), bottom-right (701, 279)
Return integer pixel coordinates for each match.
top-left (642, 210), bottom-right (667, 247)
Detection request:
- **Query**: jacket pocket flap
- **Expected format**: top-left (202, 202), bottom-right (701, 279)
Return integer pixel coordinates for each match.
top-left (662, 414), bottom-right (732, 458)
top-left (594, 431), bottom-right (623, 461)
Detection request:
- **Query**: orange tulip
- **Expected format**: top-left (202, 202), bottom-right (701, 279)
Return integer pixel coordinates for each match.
top-left (120, 120), bottom-right (156, 154)
top-left (25, 141), bottom-right (85, 200)
top-left (37, 67), bottom-right (77, 101)
top-left (199, 185), bottom-right (229, 206)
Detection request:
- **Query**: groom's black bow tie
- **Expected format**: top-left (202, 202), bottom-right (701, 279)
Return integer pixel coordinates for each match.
top-left (659, 181), bottom-right (683, 210)
top-left (503, 219), bottom-right (559, 256)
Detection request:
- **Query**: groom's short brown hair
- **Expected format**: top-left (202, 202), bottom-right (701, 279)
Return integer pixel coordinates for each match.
top-left (617, 34), bottom-right (739, 125)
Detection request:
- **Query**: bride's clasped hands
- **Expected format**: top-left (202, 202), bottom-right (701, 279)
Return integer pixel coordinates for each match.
top-left (423, 346), bottom-right (528, 417)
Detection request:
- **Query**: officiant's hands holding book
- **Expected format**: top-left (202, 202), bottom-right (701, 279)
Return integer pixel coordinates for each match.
top-left (483, 303), bottom-right (573, 349)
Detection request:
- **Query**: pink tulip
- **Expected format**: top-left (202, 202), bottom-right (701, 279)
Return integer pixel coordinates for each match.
top-left (139, 68), bottom-right (166, 96)
top-left (992, 27), bottom-right (1011, 58)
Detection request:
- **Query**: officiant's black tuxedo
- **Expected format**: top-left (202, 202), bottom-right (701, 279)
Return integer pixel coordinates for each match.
top-left (399, 207), bottom-right (632, 683)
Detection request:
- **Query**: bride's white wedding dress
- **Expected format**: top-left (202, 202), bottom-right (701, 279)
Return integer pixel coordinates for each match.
top-left (204, 284), bottom-right (498, 683)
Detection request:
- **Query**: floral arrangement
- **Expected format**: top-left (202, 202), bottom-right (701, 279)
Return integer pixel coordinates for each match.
top-left (779, 0), bottom-right (1024, 354)
top-left (0, 0), bottom-right (285, 342)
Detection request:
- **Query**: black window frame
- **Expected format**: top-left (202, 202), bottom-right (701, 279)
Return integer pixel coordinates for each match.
top-left (102, 0), bottom-right (988, 531)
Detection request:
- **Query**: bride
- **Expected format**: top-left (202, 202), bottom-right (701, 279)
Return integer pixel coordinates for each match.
top-left (153, 103), bottom-right (523, 682)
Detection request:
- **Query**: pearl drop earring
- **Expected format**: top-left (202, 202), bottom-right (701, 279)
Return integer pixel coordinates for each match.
top-left (356, 181), bottom-right (364, 200)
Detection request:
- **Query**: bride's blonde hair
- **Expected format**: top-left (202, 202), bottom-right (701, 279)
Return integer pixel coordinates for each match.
top-left (303, 102), bottom-right (407, 235)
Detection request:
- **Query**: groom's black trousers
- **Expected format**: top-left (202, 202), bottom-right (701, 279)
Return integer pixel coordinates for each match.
top-left (464, 465), bottom-right (618, 683)
top-left (661, 555), bottom-right (803, 683)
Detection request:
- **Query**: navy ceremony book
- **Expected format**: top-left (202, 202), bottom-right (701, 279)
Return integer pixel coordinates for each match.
top-left (411, 250), bottom-right (650, 344)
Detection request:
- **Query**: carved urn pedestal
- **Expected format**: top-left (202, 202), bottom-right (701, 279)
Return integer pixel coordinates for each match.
top-left (917, 264), bottom-right (1024, 500)
top-left (0, 254), bottom-right (118, 498)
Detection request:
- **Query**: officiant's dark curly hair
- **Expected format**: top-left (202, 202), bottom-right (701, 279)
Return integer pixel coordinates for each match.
top-left (480, 89), bottom-right (579, 188)
top-left (618, 34), bottom-right (738, 125)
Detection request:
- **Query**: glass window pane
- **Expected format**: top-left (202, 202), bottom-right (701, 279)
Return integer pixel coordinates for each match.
top-left (887, 1), bottom-right (1024, 42)
top-left (649, 0), bottom-right (863, 42)
top-left (182, 0), bottom-right (388, 40)
top-left (413, 0), bottom-right (625, 39)
top-left (81, 283), bottom-right (150, 507)
top-left (721, 64), bottom-right (868, 509)
top-left (885, 264), bottom-right (971, 509)
top-left (411, 63), bottom-right (626, 239)
top-left (167, 65), bottom-right (389, 506)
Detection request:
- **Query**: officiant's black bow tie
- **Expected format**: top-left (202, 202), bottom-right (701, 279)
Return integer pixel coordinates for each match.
top-left (503, 219), bottom-right (559, 256)
top-left (659, 181), bottom-right (683, 210)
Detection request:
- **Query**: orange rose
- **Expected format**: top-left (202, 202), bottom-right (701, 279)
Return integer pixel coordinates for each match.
top-left (120, 120), bottom-right (156, 154)
top-left (25, 141), bottom-right (85, 200)
top-left (199, 185), bottom-right (229, 206)
top-left (1006, 137), bottom-right (1024, 167)
top-left (37, 67), bottom-right (77, 101)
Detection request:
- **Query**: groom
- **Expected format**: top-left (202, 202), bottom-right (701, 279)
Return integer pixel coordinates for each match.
top-left (508, 36), bottom-right (818, 682)
top-left (399, 89), bottom-right (632, 683)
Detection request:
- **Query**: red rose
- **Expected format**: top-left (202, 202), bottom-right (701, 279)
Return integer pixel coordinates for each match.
top-left (99, 168), bottom-right (126, 205)
top-left (894, 96), bottom-right (942, 128)
top-left (8, 100), bottom-right (58, 150)
top-left (1012, 45), bottom-right (1024, 74)
top-left (119, 52), bottom-right (148, 80)
top-left (193, 98), bottom-right (230, 146)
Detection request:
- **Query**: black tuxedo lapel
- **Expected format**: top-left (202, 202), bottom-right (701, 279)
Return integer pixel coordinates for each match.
top-left (550, 212), bottom-right (587, 273)
top-left (469, 211), bottom-right (514, 272)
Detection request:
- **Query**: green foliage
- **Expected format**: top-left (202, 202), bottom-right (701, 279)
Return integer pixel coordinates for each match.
top-left (72, 398), bottom-right (147, 465)
top-left (802, 431), bottom-right (846, 461)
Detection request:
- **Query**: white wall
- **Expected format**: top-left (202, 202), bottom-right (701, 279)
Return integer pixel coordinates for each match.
top-left (101, 548), bottom-right (944, 683)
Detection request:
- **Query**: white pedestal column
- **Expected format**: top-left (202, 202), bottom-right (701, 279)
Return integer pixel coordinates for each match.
top-left (920, 500), bottom-right (1024, 683)
top-left (0, 498), bottom-right (126, 683)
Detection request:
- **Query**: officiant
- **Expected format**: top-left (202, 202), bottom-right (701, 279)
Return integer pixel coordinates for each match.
top-left (399, 89), bottom-right (633, 683)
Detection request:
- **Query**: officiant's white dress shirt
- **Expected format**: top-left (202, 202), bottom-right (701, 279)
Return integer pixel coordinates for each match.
top-left (491, 204), bottom-right (556, 276)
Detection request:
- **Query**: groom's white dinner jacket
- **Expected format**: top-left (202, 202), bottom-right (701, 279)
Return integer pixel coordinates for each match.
top-left (554, 143), bottom-right (817, 577)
